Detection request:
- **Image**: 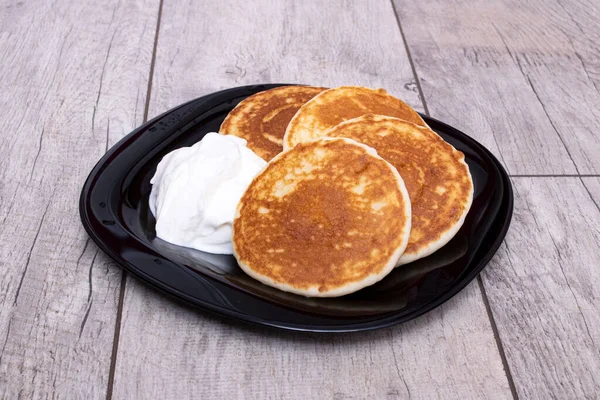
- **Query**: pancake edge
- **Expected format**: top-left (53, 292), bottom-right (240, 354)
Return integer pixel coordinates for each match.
top-left (397, 154), bottom-right (473, 266)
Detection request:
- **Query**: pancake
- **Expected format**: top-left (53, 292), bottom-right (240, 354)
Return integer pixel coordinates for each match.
top-left (324, 115), bottom-right (473, 265)
top-left (283, 86), bottom-right (427, 149)
top-left (220, 85), bottom-right (326, 160)
top-left (232, 137), bottom-right (412, 297)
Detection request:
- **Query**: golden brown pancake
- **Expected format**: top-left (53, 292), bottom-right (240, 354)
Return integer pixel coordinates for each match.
top-left (283, 86), bottom-right (427, 149)
top-left (232, 137), bottom-right (412, 297)
top-left (220, 86), bottom-right (326, 160)
top-left (324, 115), bottom-right (473, 265)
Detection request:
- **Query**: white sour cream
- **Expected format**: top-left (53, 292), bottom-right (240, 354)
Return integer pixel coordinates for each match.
top-left (149, 132), bottom-right (266, 254)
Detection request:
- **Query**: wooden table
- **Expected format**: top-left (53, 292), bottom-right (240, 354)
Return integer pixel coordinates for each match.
top-left (1, 0), bottom-right (599, 398)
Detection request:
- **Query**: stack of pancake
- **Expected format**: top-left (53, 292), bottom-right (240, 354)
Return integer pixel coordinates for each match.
top-left (220, 85), bottom-right (473, 297)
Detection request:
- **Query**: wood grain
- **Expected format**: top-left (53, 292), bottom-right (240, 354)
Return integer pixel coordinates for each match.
top-left (0, 0), bottom-right (159, 397)
top-left (111, 1), bottom-right (512, 398)
top-left (481, 177), bottom-right (600, 399)
top-left (393, 0), bottom-right (600, 174)
top-left (393, 1), bottom-right (600, 395)
top-left (581, 178), bottom-right (600, 211)
top-left (114, 279), bottom-right (512, 399)
top-left (146, 0), bottom-right (423, 116)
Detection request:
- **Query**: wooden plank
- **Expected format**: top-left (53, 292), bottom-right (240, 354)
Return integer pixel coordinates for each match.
top-left (145, 0), bottom-right (423, 116)
top-left (111, 1), bottom-right (512, 398)
top-left (582, 178), bottom-right (600, 211)
top-left (481, 177), bottom-right (600, 399)
top-left (114, 279), bottom-right (512, 399)
top-left (393, 0), bottom-right (600, 174)
top-left (0, 0), bottom-right (159, 397)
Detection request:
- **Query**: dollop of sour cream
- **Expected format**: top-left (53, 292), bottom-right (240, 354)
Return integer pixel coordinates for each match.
top-left (149, 132), bottom-right (266, 254)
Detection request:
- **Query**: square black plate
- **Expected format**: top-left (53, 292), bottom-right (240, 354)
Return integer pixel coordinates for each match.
top-left (79, 84), bottom-right (513, 332)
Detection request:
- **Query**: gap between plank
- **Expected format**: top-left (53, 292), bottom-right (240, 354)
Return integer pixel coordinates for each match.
top-left (477, 277), bottom-right (520, 399)
top-left (509, 174), bottom-right (600, 178)
top-left (105, 272), bottom-right (127, 400)
top-left (142, 0), bottom-right (164, 124)
top-left (390, 0), bottom-right (430, 116)
top-left (106, 0), bottom-right (164, 398)
top-left (390, 1), bottom-right (519, 398)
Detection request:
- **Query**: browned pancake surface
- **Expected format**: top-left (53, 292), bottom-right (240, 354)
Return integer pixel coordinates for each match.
top-left (325, 115), bottom-right (473, 263)
top-left (220, 86), bottom-right (325, 160)
top-left (233, 138), bottom-right (410, 296)
top-left (283, 86), bottom-right (426, 149)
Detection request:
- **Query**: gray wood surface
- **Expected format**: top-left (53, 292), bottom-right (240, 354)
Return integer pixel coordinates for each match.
top-left (392, 0), bottom-right (600, 175)
top-left (113, 279), bottom-right (511, 399)
top-left (1, 0), bottom-right (599, 398)
top-left (393, 0), bottom-right (600, 396)
top-left (582, 178), bottom-right (600, 209)
top-left (146, 0), bottom-right (423, 116)
top-left (110, 1), bottom-right (512, 398)
top-left (481, 178), bottom-right (600, 399)
top-left (0, 0), bottom-right (159, 397)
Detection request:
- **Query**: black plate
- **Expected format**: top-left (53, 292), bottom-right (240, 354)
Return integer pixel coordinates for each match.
top-left (79, 84), bottom-right (513, 332)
